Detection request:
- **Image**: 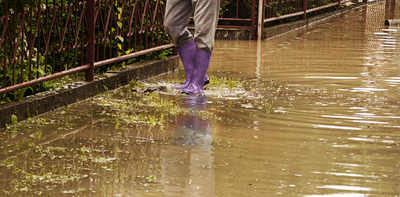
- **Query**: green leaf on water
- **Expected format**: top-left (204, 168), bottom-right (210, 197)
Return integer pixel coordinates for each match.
top-left (29, 131), bottom-right (42, 139)
top-left (11, 133), bottom-right (17, 138)
top-left (146, 175), bottom-right (156, 182)
top-left (13, 169), bottom-right (21, 174)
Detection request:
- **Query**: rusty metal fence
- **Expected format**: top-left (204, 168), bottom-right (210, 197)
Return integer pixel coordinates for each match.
top-left (0, 0), bottom-right (365, 96)
top-left (0, 0), bottom-right (172, 95)
top-left (258, 0), bottom-right (363, 39)
top-left (216, 0), bottom-right (256, 33)
top-left (263, 0), bottom-right (343, 23)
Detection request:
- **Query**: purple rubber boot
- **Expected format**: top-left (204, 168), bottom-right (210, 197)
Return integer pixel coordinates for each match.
top-left (173, 41), bottom-right (210, 89)
top-left (182, 49), bottom-right (212, 94)
top-left (173, 40), bottom-right (196, 89)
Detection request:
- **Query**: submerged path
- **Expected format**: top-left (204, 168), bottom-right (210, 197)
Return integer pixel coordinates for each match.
top-left (1, 1), bottom-right (400, 196)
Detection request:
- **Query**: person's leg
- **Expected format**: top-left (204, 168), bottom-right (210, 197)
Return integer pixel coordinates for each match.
top-left (192, 0), bottom-right (220, 53)
top-left (164, 0), bottom-right (194, 47)
top-left (182, 0), bottom-right (220, 94)
top-left (164, 0), bottom-right (210, 90)
top-left (164, 0), bottom-right (196, 89)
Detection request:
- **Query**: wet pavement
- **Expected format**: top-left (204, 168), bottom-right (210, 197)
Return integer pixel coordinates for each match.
top-left (1, 1), bottom-right (400, 196)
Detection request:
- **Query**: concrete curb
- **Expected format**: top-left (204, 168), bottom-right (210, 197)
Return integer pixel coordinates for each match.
top-left (0, 56), bottom-right (179, 128)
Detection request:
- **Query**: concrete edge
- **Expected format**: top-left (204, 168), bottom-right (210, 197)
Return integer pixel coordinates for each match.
top-left (0, 56), bottom-right (180, 129)
top-left (263, 1), bottom-right (378, 40)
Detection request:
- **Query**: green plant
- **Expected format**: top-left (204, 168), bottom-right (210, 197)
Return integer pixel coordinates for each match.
top-left (146, 175), bottom-right (156, 182)
top-left (11, 115), bottom-right (17, 128)
top-left (228, 78), bottom-right (237, 89)
top-left (129, 78), bottom-right (139, 88)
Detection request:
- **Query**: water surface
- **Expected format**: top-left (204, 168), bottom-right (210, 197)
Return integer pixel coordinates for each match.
top-left (1, 1), bottom-right (400, 196)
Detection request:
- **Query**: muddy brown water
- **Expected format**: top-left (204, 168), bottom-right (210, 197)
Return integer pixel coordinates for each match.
top-left (1, 1), bottom-right (400, 196)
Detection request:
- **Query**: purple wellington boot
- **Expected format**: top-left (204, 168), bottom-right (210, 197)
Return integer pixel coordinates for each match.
top-left (173, 41), bottom-right (209, 89)
top-left (173, 40), bottom-right (196, 89)
top-left (182, 49), bottom-right (212, 94)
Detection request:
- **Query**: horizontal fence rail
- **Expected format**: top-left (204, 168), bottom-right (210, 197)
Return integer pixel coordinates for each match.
top-left (0, 0), bottom-right (172, 95)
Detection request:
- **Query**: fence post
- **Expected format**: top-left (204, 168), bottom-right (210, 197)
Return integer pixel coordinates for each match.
top-left (257, 0), bottom-right (265, 40)
top-left (337, 0), bottom-right (341, 10)
top-left (85, 0), bottom-right (95, 81)
top-left (173, 48), bottom-right (178, 55)
top-left (303, 0), bottom-right (307, 20)
top-left (251, 0), bottom-right (256, 40)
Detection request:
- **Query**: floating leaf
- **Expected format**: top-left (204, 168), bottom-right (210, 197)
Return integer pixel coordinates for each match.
top-left (11, 133), bottom-right (17, 138)
top-left (13, 169), bottom-right (21, 174)
top-left (146, 175), bottom-right (156, 182)
top-left (29, 131), bottom-right (42, 140)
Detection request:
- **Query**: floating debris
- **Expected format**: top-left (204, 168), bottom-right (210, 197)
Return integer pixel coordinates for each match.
top-left (132, 86), bottom-right (167, 93)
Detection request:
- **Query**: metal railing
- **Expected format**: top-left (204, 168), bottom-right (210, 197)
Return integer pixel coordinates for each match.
top-left (0, 0), bottom-right (172, 95)
top-left (263, 0), bottom-right (343, 23)
top-left (257, 0), bottom-right (368, 39)
top-left (187, 0), bottom-right (257, 38)
top-left (218, 0), bottom-right (256, 30)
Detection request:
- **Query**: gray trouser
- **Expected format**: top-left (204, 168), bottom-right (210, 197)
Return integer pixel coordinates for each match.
top-left (164, 0), bottom-right (220, 52)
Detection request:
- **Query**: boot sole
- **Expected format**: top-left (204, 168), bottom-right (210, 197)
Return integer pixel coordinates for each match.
top-left (181, 80), bottom-right (210, 94)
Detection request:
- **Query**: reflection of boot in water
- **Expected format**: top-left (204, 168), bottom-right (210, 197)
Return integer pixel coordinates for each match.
top-left (171, 92), bottom-right (209, 146)
top-left (160, 92), bottom-right (214, 196)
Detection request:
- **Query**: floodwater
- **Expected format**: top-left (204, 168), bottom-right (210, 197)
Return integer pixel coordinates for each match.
top-left (1, 1), bottom-right (400, 196)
